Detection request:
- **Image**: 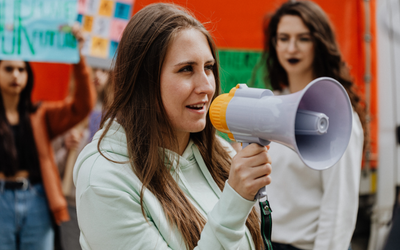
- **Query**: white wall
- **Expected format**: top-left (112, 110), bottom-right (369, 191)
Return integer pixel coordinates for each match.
top-left (369, 0), bottom-right (400, 249)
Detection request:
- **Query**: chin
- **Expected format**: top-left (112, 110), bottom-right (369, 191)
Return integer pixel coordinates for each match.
top-left (189, 123), bottom-right (207, 133)
top-left (191, 126), bottom-right (206, 133)
top-left (286, 69), bottom-right (304, 76)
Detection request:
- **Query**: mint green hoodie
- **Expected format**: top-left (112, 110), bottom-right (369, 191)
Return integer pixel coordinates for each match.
top-left (73, 120), bottom-right (257, 250)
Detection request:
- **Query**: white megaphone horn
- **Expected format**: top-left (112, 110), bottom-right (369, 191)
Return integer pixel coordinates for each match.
top-left (209, 77), bottom-right (353, 199)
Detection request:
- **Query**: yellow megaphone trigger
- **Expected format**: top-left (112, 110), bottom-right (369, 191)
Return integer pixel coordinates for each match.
top-left (209, 86), bottom-right (238, 141)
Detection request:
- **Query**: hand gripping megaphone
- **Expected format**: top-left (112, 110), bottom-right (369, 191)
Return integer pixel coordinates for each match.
top-left (209, 77), bottom-right (353, 199)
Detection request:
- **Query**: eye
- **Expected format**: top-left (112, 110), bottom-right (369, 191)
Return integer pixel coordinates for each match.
top-left (277, 36), bottom-right (289, 42)
top-left (18, 67), bottom-right (26, 73)
top-left (4, 66), bottom-right (13, 72)
top-left (178, 65), bottom-right (193, 73)
top-left (299, 36), bottom-right (312, 42)
top-left (205, 64), bottom-right (215, 71)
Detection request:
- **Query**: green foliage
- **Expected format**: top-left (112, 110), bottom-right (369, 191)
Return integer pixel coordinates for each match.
top-left (216, 49), bottom-right (271, 141)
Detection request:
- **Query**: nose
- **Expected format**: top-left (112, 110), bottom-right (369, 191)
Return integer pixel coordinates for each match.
top-left (195, 70), bottom-right (215, 96)
top-left (287, 38), bottom-right (298, 53)
top-left (93, 70), bottom-right (100, 80)
top-left (12, 69), bottom-right (20, 78)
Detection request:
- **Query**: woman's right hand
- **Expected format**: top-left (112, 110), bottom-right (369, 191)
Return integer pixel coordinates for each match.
top-left (65, 129), bottom-right (83, 150)
top-left (228, 144), bottom-right (272, 201)
top-left (71, 22), bottom-right (85, 51)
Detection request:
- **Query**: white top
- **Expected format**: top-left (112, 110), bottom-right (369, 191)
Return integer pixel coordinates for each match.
top-left (267, 108), bottom-right (363, 250)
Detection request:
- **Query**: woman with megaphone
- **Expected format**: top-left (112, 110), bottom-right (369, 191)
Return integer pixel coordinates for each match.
top-left (73, 3), bottom-right (272, 250)
top-left (262, 1), bottom-right (366, 250)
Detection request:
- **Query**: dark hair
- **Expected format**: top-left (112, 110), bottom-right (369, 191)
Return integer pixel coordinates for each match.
top-left (99, 3), bottom-right (262, 249)
top-left (0, 60), bottom-right (40, 178)
top-left (263, 0), bottom-right (366, 148)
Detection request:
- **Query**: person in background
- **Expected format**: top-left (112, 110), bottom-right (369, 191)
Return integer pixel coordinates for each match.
top-left (52, 125), bottom-right (88, 250)
top-left (53, 66), bottom-right (111, 250)
top-left (74, 3), bottom-right (272, 250)
top-left (0, 25), bottom-right (95, 250)
top-left (262, 1), bottom-right (366, 250)
top-left (88, 67), bottom-right (112, 140)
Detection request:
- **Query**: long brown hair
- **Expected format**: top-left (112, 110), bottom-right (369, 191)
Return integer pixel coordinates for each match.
top-left (263, 0), bottom-right (366, 147)
top-left (0, 61), bottom-right (40, 179)
top-left (98, 3), bottom-right (261, 249)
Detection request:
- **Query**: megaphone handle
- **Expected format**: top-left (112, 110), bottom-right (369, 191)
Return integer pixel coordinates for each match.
top-left (241, 143), bottom-right (273, 250)
top-left (241, 142), bottom-right (268, 200)
top-left (256, 186), bottom-right (267, 200)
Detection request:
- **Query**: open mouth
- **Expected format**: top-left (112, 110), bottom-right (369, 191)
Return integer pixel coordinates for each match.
top-left (288, 58), bottom-right (300, 64)
top-left (187, 103), bottom-right (205, 110)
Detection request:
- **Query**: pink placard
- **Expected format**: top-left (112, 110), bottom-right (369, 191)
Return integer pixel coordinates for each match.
top-left (78, 0), bottom-right (87, 14)
top-left (109, 19), bottom-right (128, 41)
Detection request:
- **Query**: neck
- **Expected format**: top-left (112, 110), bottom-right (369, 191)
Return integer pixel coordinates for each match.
top-left (166, 132), bottom-right (190, 156)
top-left (287, 71), bottom-right (314, 93)
top-left (95, 100), bottom-right (103, 111)
top-left (97, 90), bottom-right (105, 106)
top-left (1, 92), bottom-right (20, 125)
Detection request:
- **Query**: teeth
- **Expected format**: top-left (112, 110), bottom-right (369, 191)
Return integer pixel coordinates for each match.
top-left (189, 103), bottom-right (205, 108)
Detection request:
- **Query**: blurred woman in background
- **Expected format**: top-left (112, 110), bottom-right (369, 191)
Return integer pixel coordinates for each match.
top-left (0, 26), bottom-right (95, 250)
top-left (262, 1), bottom-right (366, 249)
top-left (54, 66), bottom-right (111, 250)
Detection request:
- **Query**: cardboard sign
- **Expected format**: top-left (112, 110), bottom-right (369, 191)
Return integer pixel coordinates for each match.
top-left (77, 0), bottom-right (133, 61)
top-left (0, 0), bottom-right (79, 63)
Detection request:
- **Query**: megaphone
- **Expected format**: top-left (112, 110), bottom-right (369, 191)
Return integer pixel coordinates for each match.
top-left (209, 77), bottom-right (353, 198)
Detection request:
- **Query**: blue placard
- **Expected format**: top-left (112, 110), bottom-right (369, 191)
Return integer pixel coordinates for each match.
top-left (114, 2), bottom-right (131, 20)
top-left (77, 14), bottom-right (83, 24)
top-left (109, 40), bottom-right (118, 58)
top-left (0, 0), bottom-right (79, 63)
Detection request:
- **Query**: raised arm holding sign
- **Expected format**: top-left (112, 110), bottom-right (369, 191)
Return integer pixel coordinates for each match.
top-left (0, 0), bottom-right (79, 63)
top-left (0, 21), bottom-right (96, 249)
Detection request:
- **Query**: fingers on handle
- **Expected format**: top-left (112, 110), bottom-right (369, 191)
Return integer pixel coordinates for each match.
top-left (248, 163), bottom-right (272, 179)
top-left (253, 172), bottom-right (272, 188)
top-left (241, 143), bottom-right (269, 158)
top-left (241, 150), bottom-right (271, 167)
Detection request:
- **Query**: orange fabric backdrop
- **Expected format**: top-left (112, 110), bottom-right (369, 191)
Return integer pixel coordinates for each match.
top-left (31, 62), bottom-right (71, 102)
top-left (31, 0), bottom-right (377, 167)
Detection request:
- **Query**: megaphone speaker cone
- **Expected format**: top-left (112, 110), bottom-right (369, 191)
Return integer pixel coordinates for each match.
top-left (209, 77), bottom-right (352, 171)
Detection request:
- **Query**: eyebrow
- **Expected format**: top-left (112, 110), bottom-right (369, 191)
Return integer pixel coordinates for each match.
top-left (277, 32), bottom-right (311, 36)
top-left (174, 59), bottom-right (215, 67)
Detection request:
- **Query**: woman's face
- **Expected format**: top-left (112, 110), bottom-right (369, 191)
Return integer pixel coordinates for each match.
top-left (0, 60), bottom-right (28, 97)
top-left (275, 15), bottom-right (314, 78)
top-left (93, 68), bottom-right (109, 94)
top-left (160, 28), bottom-right (216, 138)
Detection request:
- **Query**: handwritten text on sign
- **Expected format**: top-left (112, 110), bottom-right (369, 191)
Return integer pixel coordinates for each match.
top-left (0, 0), bottom-right (79, 63)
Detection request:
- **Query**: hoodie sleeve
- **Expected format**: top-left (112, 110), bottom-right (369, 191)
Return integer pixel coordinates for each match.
top-left (77, 179), bottom-right (254, 250)
top-left (197, 181), bottom-right (256, 250)
top-left (75, 148), bottom-right (255, 250)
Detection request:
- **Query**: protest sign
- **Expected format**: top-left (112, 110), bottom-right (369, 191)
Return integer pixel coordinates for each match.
top-left (77, 0), bottom-right (133, 69)
top-left (0, 0), bottom-right (79, 63)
